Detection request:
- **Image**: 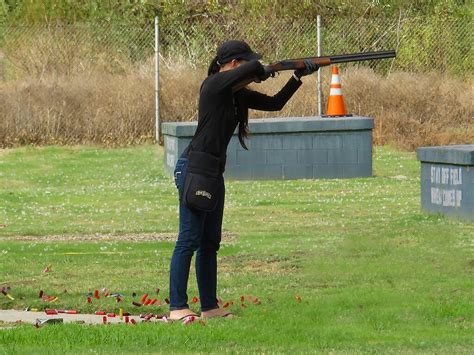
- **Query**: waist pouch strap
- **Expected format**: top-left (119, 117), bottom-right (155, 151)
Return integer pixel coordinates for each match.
top-left (187, 151), bottom-right (221, 177)
top-left (184, 151), bottom-right (222, 212)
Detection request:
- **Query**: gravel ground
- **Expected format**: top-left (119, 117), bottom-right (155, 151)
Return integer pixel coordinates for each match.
top-left (1, 232), bottom-right (238, 244)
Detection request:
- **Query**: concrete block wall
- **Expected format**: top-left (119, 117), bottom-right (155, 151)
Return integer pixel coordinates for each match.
top-left (163, 116), bottom-right (374, 180)
top-left (417, 145), bottom-right (474, 221)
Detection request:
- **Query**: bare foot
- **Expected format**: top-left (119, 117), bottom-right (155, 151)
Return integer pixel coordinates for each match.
top-left (201, 307), bottom-right (233, 319)
top-left (168, 308), bottom-right (198, 321)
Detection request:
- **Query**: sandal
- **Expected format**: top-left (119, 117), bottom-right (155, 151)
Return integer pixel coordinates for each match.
top-left (201, 308), bottom-right (234, 319)
top-left (168, 309), bottom-right (199, 321)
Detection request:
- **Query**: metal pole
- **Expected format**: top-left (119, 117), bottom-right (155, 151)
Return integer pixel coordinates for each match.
top-left (154, 16), bottom-right (160, 143)
top-left (316, 15), bottom-right (322, 116)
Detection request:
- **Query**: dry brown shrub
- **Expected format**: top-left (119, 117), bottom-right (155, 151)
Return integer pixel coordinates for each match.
top-left (1, 61), bottom-right (472, 150)
top-left (343, 68), bottom-right (473, 149)
top-left (160, 61), bottom-right (203, 122)
top-left (0, 65), bottom-right (154, 147)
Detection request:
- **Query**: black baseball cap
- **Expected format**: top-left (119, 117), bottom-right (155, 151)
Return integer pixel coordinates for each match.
top-left (216, 40), bottom-right (262, 65)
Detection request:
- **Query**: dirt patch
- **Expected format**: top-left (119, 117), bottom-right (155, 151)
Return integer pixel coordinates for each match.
top-left (0, 279), bottom-right (37, 286)
top-left (3, 232), bottom-right (177, 243)
top-left (392, 237), bottom-right (420, 246)
top-left (469, 260), bottom-right (474, 268)
top-left (220, 253), bottom-right (301, 275)
top-left (1, 231), bottom-right (238, 244)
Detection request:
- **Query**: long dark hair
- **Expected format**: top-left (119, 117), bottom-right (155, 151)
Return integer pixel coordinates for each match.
top-left (207, 55), bottom-right (249, 150)
top-left (238, 117), bottom-right (249, 150)
top-left (207, 56), bottom-right (220, 76)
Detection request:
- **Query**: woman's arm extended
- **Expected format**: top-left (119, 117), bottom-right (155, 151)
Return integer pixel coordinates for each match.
top-left (207, 60), bottom-right (265, 94)
top-left (243, 76), bottom-right (302, 111)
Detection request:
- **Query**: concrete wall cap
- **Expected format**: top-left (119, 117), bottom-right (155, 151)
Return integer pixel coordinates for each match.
top-left (417, 144), bottom-right (474, 165)
top-left (162, 116), bottom-right (373, 137)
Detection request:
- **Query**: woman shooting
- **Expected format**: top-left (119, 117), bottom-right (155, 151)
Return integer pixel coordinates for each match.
top-left (169, 40), bottom-right (318, 320)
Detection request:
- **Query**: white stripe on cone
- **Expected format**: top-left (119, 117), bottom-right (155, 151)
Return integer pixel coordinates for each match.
top-left (331, 75), bottom-right (340, 84)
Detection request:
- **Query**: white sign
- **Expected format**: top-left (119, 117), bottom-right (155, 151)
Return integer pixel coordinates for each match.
top-left (430, 166), bottom-right (463, 207)
top-left (165, 138), bottom-right (177, 152)
top-left (430, 166), bottom-right (462, 185)
top-left (430, 188), bottom-right (462, 207)
top-left (167, 153), bottom-right (175, 168)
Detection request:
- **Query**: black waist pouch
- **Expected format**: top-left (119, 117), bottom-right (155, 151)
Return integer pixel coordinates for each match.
top-left (184, 151), bottom-right (222, 212)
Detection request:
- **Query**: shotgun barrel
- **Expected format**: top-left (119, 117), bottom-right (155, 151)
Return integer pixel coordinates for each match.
top-left (327, 50), bottom-right (396, 64)
top-left (269, 49), bottom-right (396, 71)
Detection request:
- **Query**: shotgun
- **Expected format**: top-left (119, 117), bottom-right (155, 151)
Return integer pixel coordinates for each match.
top-left (233, 49), bottom-right (396, 91)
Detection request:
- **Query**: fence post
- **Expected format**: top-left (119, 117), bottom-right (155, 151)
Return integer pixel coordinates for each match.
top-left (316, 15), bottom-right (322, 116)
top-left (154, 16), bottom-right (161, 143)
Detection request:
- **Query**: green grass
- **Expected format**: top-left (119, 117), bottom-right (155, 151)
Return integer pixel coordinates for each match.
top-left (0, 145), bottom-right (473, 354)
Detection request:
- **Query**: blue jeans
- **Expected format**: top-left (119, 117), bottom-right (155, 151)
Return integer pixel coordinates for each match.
top-left (169, 157), bottom-right (225, 311)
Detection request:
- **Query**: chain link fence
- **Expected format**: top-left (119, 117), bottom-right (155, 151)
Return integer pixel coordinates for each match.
top-left (159, 15), bottom-right (472, 75)
top-left (0, 23), bottom-right (155, 146)
top-left (0, 22), bottom-right (155, 78)
top-left (0, 15), bottom-right (472, 147)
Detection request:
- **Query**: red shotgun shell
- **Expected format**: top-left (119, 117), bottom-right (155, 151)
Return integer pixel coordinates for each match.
top-left (95, 311), bottom-right (106, 315)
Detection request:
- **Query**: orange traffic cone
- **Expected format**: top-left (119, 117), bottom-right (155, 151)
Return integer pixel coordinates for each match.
top-left (325, 66), bottom-right (350, 117)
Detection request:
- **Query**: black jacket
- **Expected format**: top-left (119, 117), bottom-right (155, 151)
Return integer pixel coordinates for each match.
top-left (185, 60), bottom-right (302, 166)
